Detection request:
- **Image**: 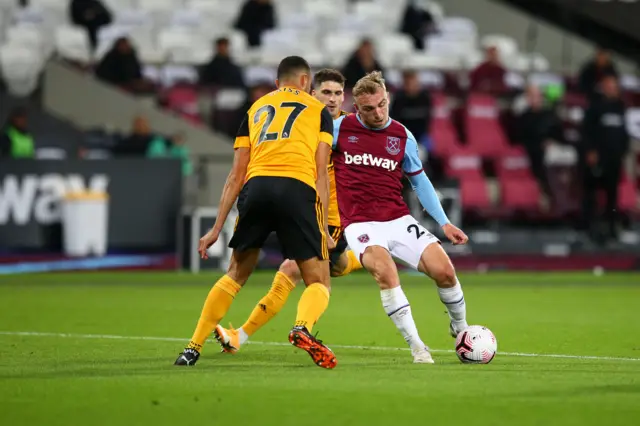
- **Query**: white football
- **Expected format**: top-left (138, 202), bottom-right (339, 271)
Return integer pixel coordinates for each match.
top-left (455, 325), bottom-right (497, 364)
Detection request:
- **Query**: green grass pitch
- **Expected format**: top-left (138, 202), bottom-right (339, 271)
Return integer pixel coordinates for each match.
top-left (1, 271), bottom-right (639, 426)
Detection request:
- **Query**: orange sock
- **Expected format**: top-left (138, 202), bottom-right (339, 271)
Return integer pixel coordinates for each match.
top-left (241, 272), bottom-right (296, 337)
top-left (294, 283), bottom-right (330, 333)
top-left (187, 275), bottom-right (241, 352)
top-left (334, 250), bottom-right (363, 277)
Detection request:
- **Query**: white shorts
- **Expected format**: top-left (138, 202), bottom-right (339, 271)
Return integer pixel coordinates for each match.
top-left (344, 215), bottom-right (440, 270)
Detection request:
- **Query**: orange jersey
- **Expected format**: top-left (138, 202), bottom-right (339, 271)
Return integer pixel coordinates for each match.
top-left (234, 86), bottom-right (333, 190)
top-left (327, 110), bottom-right (350, 227)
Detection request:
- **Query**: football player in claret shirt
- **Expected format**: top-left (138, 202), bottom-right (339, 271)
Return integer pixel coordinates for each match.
top-left (214, 68), bottom-right (364, 356)
top-left (332, 71), bottom-right (471, 364)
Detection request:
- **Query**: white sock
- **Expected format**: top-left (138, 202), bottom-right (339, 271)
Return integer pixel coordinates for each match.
top-left (238, 327), bottom-right (249, 345)
top-left (438, 280), bottom-right (468, 333)
top-left (381, 286), bottom-right (425, 351)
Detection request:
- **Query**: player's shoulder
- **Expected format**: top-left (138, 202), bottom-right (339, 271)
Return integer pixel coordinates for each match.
top-left (388, 118), bottom-right (414, 139)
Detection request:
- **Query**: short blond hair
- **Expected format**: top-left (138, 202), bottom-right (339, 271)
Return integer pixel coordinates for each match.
top-left (352, 71), bottom-right (386, 98)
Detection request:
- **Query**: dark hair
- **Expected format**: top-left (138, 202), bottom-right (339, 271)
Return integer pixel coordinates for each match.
top-left (215, 37), bottom-right (229, 46)
top-left (313, 68), bottom-right (346, 88)
top-left (277, 56), bottom-right (311, 80)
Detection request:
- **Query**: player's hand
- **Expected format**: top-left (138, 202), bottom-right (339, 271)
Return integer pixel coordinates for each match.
top-left (442, 223), bottom-right (469, 245)
top-left (198, 228), bottom-right (220, 259)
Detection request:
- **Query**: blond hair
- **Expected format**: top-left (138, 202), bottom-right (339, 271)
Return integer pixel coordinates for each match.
top-left (352, 71), bottom-right (386, 98)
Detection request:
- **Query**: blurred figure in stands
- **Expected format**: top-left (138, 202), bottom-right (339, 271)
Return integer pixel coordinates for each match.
top-left (578, 48), bottom-right (618, 100)
top-left (95, 37), bottom-right (154, 94)
top-left (112, 115), bottom-right (165, 157)
top-left (69, 0), bottom-right (112, 52)
top-left (342, 39), bottom-right (384, 89)
top-left (0, 107), bottom-right (35, 158)
top-left (400, 0), bottom-right (435, 50)
top-left (199, 37), bottom-right (245, 88)
top-left (235, 0), bottom-right (275, 47)
top-left (516, 85), bottom-right (564, 207)
top-left (147, 132), bottom-right (193, 177)
top-left (581, 75), bottom-right (629, 243)
top-left (390, 70), bottom-right (432, 158)
top-left (469, 46), bottom-right (506, 95)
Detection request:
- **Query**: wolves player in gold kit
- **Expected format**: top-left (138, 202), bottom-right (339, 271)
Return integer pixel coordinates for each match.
top-left (214, 69), bottom-right (363, 354)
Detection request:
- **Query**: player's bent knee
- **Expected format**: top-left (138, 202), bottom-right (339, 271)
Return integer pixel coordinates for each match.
top-left (362, 246), bottom-right (399, 289)
top-left (427, 261), bottom-right (457, 287)
top-left (279, 259), bottom-right (301, 284)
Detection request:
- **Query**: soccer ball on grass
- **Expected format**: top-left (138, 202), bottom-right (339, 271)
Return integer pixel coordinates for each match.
top-left (455, 325), bottom-right (497, 364)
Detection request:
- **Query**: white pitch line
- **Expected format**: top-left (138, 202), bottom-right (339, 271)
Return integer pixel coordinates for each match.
top-left (1, 331), bottom-right (639, 363)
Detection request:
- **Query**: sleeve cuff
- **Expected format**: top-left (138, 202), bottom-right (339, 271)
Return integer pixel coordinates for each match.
top-left (406, 168), bottom-right (423, 177)
top-left (319, 132), bottom-right (333, 146)
top-left (234, 136), bottom-right (250, 149)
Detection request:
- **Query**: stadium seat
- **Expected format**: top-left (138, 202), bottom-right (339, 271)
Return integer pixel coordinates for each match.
top-left (163, 84), bottom-right (202, 125)
top-left (5, 24), bottom-right (50, 59)
top-left (374, 34), bottom-right (414, 68)
top-left (55, 25), bottom-right (91, 64)
top-left (444, 151), bottom-right (483, 179)
top-left (169, 9), bottom-right (205, 29)
top-left (465, 93), bottom-right (510, 157)
top-left (160, 64), bottom-right (198, 87)
top-left (322, 32), bottom-right (363, 66)
top-left (480, 34), bottom-right (518, 59)
top-left (402, 53), bottom-right (461, 72)
top-left (430, 94), bottom-right (463, 157)
top-left (437, 17), bottom-right (478, 42)
top-left (0, 44), bottom-right (43, 96)
top-left (460, 176), bottom-right (491, 210)
top-left (495, 146), bottom-right (532, 179)
top-left (501, 177), bottom-right (541, 210)
top-left (618, 180), bottom-right (638, 213)
top-left (158, 28), bottom-right (211, 65)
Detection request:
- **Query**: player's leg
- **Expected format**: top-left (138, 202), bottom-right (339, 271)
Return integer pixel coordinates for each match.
top-left (328, 226), bottom-right (362, 277)
top-left (215, 259), bottom-right (300, 353)
top-left (417, 243), bottom-right (468, 337)
top-left (388, 215), bottom-right (468, 337)
top-left (277, 179), bottom-right (336, 368)
top-left (174, 248), bottom-right (260, 366)
top-left (345, 223), bottom-right (433, 364)
top-left (175, 178), bottom-right (271, 366)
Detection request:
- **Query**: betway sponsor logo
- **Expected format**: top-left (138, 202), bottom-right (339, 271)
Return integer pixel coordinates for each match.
top-left (0, 174), bottom-right (109, 225)
top-left (344, 152), bottom-right (398, 171)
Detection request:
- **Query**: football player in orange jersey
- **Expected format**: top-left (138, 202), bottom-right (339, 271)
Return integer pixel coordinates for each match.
top-left (214, 69), bottom-right (364, 355)
top-left (175, 57), bottom-right (337, 369)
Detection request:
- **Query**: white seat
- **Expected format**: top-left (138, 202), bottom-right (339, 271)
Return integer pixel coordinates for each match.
top-left (481, 34), bottom-right (518, 59)
top-left (0, 44), bottom-right (43, 96)
top-left (129, 32), bottom-right (166, 64)
top-left (187, 0), bottom-right (238, 28)
top-left (95, 24), bottom-right (133, 59)
top-left (35, 147), bottom-right (67, 160)
top-left (374, 34), bottom-right (413, 67)
top-left (55, 25), bottom-right (91, 64)
top-left (158, 29), bottom-right (212, 65)
top-left (170, 9), bottom-right (204, 29)
top-left (215, 88), bottom-right (247, 110)
top-left (322, 32), bottom-right (364, 65)
top-left (114, 9), bottom-right (153, 27)
top-left (244, 65), bottom-right (277, 86)
top-left (438, 17), bottom-right (478, 41)
top-left (426, 35), bottom-right (475, 57)
top-left (160, 64), bottom-right (198, 87)
top-left (402, 53), bottom-right (461, 71)
top-left (6, 25), bottom-right (50, 59)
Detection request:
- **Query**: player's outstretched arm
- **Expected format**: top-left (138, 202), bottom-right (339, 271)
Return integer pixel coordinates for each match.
top-left (198, 115), bottom-right (252, 258)
top-left (403, 128), bottom-right (468, 245)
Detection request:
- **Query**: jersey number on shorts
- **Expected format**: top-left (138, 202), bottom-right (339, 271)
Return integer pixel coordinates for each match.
top-left (407, 223), bottom-right (426, 239)
top-left (254, 102), bottom-right (308, 144)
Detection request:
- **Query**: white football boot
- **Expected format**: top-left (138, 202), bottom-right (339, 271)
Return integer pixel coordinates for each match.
top-left (412, 346), bottom-right (435, 364)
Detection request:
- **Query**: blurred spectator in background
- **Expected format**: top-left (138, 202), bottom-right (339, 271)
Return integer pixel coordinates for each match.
top-left (390, 71), bottom-right (432, 155)
top-left (0, 107), bottom-right (35, 158)
top-left (516, 85), bottom-right (563, 205)
top-left (580, 75), bottom-right (629, 243)
top-left (69, 0), bottom-right (112, 51)
top-left (95, 37), bottom-right (154, 94)
top-left (469, 46), bottom-right (506, 94)
top-left (112, 115), bottom-right (164, 157)
top-left (400, 0), bottom-right (435, 50)
top-left (199, 37), bottom-right (245, 88)
top-left (235, 0), bottom-right (276, 47)
top-left (578, 48), bottom-right (618, 100)
top-left (342, 39), bottom-right (384, 88)
top-left (147, 132), bottom-right (193, 176)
